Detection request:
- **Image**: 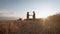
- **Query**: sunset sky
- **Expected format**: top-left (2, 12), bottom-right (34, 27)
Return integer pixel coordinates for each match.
top-left (0, 0), bottom-right (60, 19)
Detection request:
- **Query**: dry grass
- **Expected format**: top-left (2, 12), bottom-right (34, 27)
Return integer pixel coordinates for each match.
top-left (0, 14), bottom-right (60, 34)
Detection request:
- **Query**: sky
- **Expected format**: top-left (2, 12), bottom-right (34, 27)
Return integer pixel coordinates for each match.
top-left (0, 0), bottom-right (60, 19)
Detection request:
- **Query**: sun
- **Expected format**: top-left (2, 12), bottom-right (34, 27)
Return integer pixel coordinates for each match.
top-left (40, 12), bottom-right (49, 18)
top-left (36, 11), bottom-right (50, 18)
top-left (38, 7), bottom-right (51, 18)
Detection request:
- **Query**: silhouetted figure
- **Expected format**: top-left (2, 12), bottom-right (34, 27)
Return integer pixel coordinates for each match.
top-left (27, 12), bottom-right (29, 19)
top-left (26, 11), bottom-right (35, 20)
top-left (33, 11), bottom-right (35, 19)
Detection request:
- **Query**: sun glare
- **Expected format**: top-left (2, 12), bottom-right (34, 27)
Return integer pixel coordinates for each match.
top-left (39, 7), bottom-right (51, 18)
top-left (40, 12), bottom-right (49, 18)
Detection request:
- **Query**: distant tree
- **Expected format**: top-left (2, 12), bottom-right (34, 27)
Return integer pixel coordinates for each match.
top-left (18, 18), bottom-right (22, 20)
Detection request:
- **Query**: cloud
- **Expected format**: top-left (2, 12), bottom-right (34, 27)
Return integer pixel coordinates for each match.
top-left (0, 9), bottom-right (17, 17)
top-left (0, 9), bottom-right (18, 20)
